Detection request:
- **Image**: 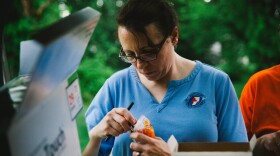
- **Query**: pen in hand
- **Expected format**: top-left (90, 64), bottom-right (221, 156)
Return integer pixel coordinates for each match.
top-left (105, 102), bottom-right (134, 142)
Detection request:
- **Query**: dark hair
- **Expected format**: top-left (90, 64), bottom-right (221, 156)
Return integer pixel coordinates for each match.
top-left (117, 0), bottom-right (178, 38)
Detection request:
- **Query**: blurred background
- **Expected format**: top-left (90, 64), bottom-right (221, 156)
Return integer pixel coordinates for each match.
top-left (2, 0), bottom-right (280, 151)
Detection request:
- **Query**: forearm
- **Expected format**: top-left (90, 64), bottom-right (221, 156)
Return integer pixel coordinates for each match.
top-left (82, 137), bottom-right (102, 156)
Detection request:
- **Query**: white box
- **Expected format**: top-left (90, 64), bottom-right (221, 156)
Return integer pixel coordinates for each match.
top-left (8, 77), bottom-right (83, 156)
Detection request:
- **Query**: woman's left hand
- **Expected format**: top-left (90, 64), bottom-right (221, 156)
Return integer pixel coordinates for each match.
top-left (130, 132), bottom-right (171, 156)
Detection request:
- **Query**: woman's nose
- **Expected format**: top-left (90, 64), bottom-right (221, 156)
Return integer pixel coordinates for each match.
top-left (135, 58), bottom-right (147, 69)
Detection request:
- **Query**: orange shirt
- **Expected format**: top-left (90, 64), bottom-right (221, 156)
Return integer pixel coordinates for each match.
top-left (240, 65), bottom-right (280, 140)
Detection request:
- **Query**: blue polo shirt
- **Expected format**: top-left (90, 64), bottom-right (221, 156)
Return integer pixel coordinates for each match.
top-left (85, 61), bottom-right (248, 156)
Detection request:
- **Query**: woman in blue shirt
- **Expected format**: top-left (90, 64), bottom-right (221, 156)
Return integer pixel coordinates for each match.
top-left (83, 0), bottom-right (248, 155)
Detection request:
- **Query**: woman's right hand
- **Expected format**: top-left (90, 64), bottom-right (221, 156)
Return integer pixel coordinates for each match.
top-left (89, 108), bottom-right (137, 140)
top-left (83, 108), bottom-right (136, 156)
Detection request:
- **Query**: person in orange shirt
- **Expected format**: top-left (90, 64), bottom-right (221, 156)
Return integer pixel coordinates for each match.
top-left (240, 64), bottom-right (280, 155)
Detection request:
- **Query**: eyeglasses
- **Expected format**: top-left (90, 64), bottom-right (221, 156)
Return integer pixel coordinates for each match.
top-left (119, 36), bottom-right (167, 63)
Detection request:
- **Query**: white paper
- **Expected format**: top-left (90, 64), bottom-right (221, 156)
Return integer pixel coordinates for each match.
top-left (19, 40), bottom-right (42, 76)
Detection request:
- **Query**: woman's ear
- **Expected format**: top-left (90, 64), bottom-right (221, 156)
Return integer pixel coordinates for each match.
top-left (171, 26), bottom-right (179, 46)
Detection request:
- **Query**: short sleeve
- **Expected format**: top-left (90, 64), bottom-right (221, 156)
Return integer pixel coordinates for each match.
top-left (239, 77), bottom-right (256, 140)
top-left (215, 75), bottom-right (248, 142)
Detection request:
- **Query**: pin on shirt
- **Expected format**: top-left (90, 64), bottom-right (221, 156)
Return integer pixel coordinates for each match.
top-left (186, 92), bottom-right (206, 108)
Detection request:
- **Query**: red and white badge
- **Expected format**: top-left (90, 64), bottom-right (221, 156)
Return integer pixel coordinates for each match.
top-left (186, 92), bottom-right (206, 108)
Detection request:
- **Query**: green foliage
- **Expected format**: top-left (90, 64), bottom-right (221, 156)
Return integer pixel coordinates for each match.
top-left (78, 56), bottom-right (115, 105)
top-left (3, 1), bottom-right (62, 76)
top-left (4, 17), bottom-right (36, 74)
top-left (175, 0), bottom-right (280, 81)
